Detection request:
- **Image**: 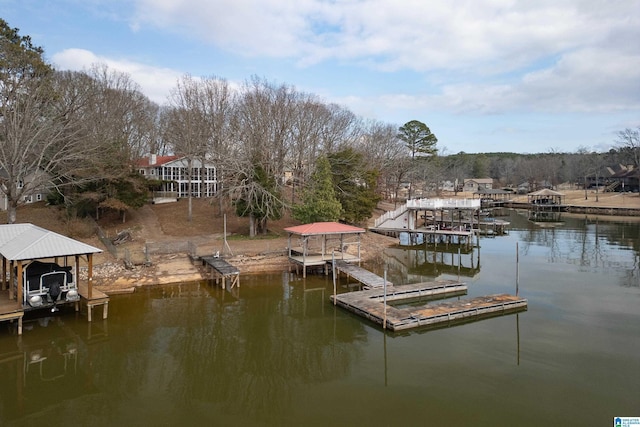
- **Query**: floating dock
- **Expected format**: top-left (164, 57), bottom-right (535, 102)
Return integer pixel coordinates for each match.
top-left (331, 282), bottom-right (527, 331)
top-left (201, 256), bottom-right (240, 289)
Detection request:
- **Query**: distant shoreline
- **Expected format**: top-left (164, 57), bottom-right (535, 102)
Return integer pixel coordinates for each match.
top-left (504, 201), bottom-right (640, 216)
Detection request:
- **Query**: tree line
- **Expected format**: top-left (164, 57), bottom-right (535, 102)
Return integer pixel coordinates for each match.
top-left (1, 19), bottom-right (638, 234)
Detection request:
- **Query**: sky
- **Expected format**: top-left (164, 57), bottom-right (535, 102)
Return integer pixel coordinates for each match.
top-left (2, 0), bottom-right (640, 154)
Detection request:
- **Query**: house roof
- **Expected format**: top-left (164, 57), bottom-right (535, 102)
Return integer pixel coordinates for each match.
top-left (284, 222), bottom-right (366, 236)
top-left (136, 155), bottom-right (180, 167)
top-left (528, 189), bottom-right (564, 197)
top-left (0, 223), bottom-right (102, 261)
top-left (464, 178), bottom-right (493, 184)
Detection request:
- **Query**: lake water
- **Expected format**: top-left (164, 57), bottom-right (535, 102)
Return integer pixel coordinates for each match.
top-left (1, 210), bottom-right (638, 426)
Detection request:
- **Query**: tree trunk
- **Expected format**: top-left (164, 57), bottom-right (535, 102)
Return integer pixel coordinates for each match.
top-left (249, 214), bottom-right (257, 237)
top-left (187, 158), bottom-right (193, 222)
top-left (7, 200), bottom-right (18, 224)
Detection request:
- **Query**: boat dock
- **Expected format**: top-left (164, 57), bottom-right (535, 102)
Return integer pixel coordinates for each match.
top-left (78, 283), bottom-right (109, 322)
top-left (331, 260), bottom-right (391, 289)
top-left (0, 291), bottom-right (24, 334)
top-left (331, 282), bottom-right (527, 331)
top-left (0, 286), bottom-right (109, 334)
top-left (201, 256), bottom-right (240, 289)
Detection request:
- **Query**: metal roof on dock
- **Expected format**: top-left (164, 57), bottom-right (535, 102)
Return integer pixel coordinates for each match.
top-left (0, 223), bottom-right (102, 261)
top-left (284, 222), bottom-right (365, 236)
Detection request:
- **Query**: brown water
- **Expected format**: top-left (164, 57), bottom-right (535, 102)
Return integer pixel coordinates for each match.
top-left (0, 211), bottom-right (638, 426)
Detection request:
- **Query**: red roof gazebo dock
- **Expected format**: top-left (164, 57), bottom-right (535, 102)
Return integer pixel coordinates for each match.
top-left (284, 222), bottom-right (365, 278)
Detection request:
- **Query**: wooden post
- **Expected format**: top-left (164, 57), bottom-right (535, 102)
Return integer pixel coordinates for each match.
top-left (9, 260), bottom-right (14, 300)
top-left (516, 242), bottom-right (519, 296)
top-left (332, 251), bottom-right (336, 306)
top-left (383, 266), bottom-right (388, 330)
top-left (88, 253), bottom-right (93, 299)
top-left (1, 257), bottom-right (5, 290)
top-left (222, 214), bottom-right (233, 256)
top-left (16, 261), bottom-right (23, 309)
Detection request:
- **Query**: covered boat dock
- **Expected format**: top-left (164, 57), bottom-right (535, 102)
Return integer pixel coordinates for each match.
top-left (527, 188), bottom-right (566, 209)
top-left (0, 223), bottom-right (106, 334)
top-left (285, 222), bottom-right (365, 278)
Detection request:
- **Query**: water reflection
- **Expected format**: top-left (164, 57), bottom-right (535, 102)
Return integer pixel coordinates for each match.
top-left (514, 212), bottom-right (640, 287)
top-left (0, 210), bottom-right (639, 426)
top-left (383, 245), bottom-right (480, 281)
top-left (1, 277), bottom-right (371, 426)
top-left (0, 314), bottom-right (103, 423)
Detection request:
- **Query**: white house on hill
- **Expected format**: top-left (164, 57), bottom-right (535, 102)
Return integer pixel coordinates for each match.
top-left (136, 154), bottom-right (218, 199)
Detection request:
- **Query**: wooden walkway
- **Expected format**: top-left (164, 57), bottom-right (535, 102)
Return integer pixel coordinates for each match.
top-left (0, 290), bottom-right (24, 334)
top-left (331, 282), bottom-right (527, 331)
top-left (331, 260), bottom-right (392, 289)
top-left (78, 283), bottom-right (109, 322)
top-left (202, 256), bottom-right (240, 289)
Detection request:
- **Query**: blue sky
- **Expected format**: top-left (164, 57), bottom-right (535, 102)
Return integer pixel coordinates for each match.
top-left (3, 0), bottom-right (639, 154)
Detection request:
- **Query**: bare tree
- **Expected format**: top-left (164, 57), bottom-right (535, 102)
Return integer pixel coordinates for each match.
top-left (198, 75), bottom-right (235, 216)
top-left (227, 77), bottom-right (304, 236)
top-left (355, 120), bottom-right (407, 201)
top-left (287, 97), bottom-right (362, 202)
top-left (287, 95), bottom-right (326, 203)
top-left (617, 127), bottom-right (640, 167)
top-left (165, 74), bottom-right (218, 221)
top-left (0, 21), bottom-right (105, 223)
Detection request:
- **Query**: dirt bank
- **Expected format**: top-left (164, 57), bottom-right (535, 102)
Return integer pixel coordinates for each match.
top-left (10, 191), bottom-right (638, 295)
top-left (88, 230), bottom-right (396, 295)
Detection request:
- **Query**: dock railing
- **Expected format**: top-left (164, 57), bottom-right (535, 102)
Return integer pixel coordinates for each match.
top-left (374, 205), bottom-right (408, 228)
top-left (407, 198), bottom-right (481, 210)
top-left (375, 199), bottom-right (481, 228)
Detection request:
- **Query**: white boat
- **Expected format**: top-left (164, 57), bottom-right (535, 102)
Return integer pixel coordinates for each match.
top-left (20, 260), bottom-right (80, 310)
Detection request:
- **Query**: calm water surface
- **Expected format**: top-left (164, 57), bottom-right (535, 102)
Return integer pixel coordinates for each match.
top-left (1, 210), bottom-right (638, 426)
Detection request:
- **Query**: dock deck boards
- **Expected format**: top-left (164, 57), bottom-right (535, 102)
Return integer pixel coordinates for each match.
top-left (331, 260), bottom-right (391, 289)
top-left (202, 256), bottom-right (240, 275)
top-left (0, 290), bottom-right (24, 334)
top-left (202, 256), bottom-right (240, 288)
top-left (331, 283), bottom-right (527, 331)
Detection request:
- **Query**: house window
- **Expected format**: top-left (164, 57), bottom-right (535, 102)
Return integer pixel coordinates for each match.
top-left (36, 194), bottom-right (42, 201)
top-left (139, 169), bottom-right (145, 175)
top-left (24, 195), bottom-right (32, 203)
top-left (17, 180), bottom-right (23, 189)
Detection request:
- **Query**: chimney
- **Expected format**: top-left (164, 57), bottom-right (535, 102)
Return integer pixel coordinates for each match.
top-left (150, 153), bottom-right (157, 165)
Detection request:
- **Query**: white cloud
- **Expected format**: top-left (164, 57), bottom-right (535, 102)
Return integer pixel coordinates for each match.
top-left (51, 48), bottom-right (182, 104)
top-left (128, 0), bottom-right (639, 72)
top-left (119, 0), bottom-right (640, 115)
